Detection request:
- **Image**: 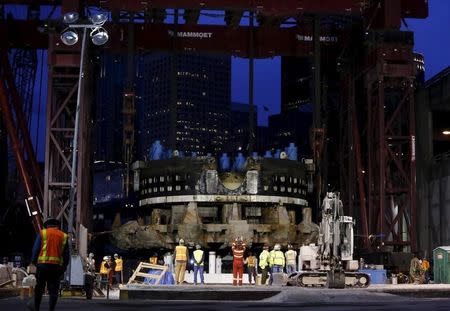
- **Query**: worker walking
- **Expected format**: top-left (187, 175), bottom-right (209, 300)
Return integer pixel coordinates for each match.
top-left (232, 237), bottom-right (246, 286)
top-left (245, 252), bottom-right (257, 285)
top-left (193, 244), bottom-right (205, 285)
top-left (114, 254), bottom-right (123, 284)
top-left (174, 239), bottom-right (188, 285)
top-left (285, 244), bottom-right (297, 274)
top-left (29, 218), bottom-right (69, 311)
top-left (259, 245), bottom-right (270, 285)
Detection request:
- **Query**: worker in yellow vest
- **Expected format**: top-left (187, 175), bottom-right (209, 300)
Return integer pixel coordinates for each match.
top-left (245, 252), bottom-right (257, 285)
top-left (149, 253), bottom-right (158, 265)
top-left (114, 254), bottom-right (123, 284)
top-left (285, 244), bottom-right (297, 274)
top-left (100, 256), bottom-right (109, 288)
top-left (268, 246), bottom-right (276, 285)
top-left (174, 239), bottom-right (188, 284)
top-left (272, 244), bottom-right (285, 273)
top-left (193, 244), bottom-right (205, 285)
top-left (259, 245), bottom-right (270, 285)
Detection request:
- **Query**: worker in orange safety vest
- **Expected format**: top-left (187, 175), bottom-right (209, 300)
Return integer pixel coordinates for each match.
top-left (232, 237), bottom-right (247, 286)
top-left (29, 218), bottom-right (69, 311)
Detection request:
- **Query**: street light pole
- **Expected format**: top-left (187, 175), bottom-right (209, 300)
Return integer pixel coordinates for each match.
top-left (68, 27), bottom-right (87, 244)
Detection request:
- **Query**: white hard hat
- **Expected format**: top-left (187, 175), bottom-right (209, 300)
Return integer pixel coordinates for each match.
top-left (196, 244), bottom-right (201, 250)
top-left (103, 256), bottom-right (108, 261)
top-left (114, 253), bottom-right (118, 258)
top-left (179, 239), bottom-right (185, 245)
top-left (274, 244), bottom-right (281, 251)
top-left (89, 253), bottom-right (94, 258)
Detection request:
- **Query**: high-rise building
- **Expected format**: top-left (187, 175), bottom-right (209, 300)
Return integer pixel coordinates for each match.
top-left (414, 52), bottom-right (425, 85)
top-left (281, 57), bottom-right (312, 113)
top-left (94, 54), bottom-right (127, 162)
top-left (267, 110), bottom-right (313, 158)
top-left (227, 102), bottom-right (257, 154)
top-left (95, 52), bottom-right (231, 161)
top-left (137, 52), bottom-right (231, 157)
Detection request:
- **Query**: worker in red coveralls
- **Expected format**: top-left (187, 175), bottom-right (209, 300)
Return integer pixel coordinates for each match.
top-left (232, 236), bottom-right (247, 286)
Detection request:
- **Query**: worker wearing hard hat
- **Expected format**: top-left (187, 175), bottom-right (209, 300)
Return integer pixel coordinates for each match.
top-left (232, 236), bottom-right (247, 286)
top-left (29, 218), bottom-right (69, 311)
top-left (285, 244), bottom-right (297, 274)
top-left (174, 239), bottom-right (188, 285)
top-left (268, 245), bottom-right (276, 285)
top-left (193, 244), bottom-right (205, 285)
top-left (99, 256), bottom-right (109, 289)
top-left (114, 254), bottom-right (123, 284)
top-left (271, 244), bottom-right (285, 277)
top-left (259, 245), bottom-right (270, 285)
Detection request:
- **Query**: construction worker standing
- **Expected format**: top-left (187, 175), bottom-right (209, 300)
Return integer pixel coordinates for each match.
top-left (29, 218), bottom-right (69, 311)
top-left (99, 256), bottom-right (109, 288)
top-left (268, 246), bottom-right (276, 285)
top-left (84, 253), bottom-right (96, 299)
top-left (285, 244), bottom-right (297, 274)
top-left (114, 254), bottom-right (123, 284)
top-left (174, 239), bottom-right (188, 285)
top-left (232, 237), bottom-right (246, 286)
top-left (193, 244), bottom-right (205, 285)
top-left (259, 245), bottom-right (270, 285)
top-left (245, 252), bottom-right (257, 285)
top-left (272, 244), bottom-right (285, 273)
top-left (149, 253), bottom-right (158, 265)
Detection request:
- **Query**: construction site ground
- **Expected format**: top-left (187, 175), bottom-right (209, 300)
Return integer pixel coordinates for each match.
top-left (2, 284), bottom-right (450, 310)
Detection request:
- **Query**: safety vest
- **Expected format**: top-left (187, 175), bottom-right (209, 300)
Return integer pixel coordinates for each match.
top-left (259, 250), bottom-right (270, 269)
top-left (273, 250), bottom-right (285, 267)
top-left (247, 256), bottom-right (256, 267)
top-left (285, 250), bottom-right (297, 265)
top-left (422, 259), bottom-right (430, 271)
top-left (37, 228), bottom-right (68, 266)
top-left (115, 258), bottom-right (123, 271)
top-left (149, 256), bottom-right (158, 265)
top-left (232, 243), bottom-right (245, 261)
top-left (268, 250), bottom-right (276, 267)
top-left (100, 261), bottom-right (109, 274)
top-left (193, 250), bottom-right (204, 266)
top-left (175, 245), bottom-right (187, 261)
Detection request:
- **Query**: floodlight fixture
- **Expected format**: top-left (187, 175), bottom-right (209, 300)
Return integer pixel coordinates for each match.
top-left (89, 12), bottom-right (108, 25)
top-left (90, 27), bottom-right (109, 45)
top-left (63, 12), bottom-right (79, 24)
top-left (60, 29), bottom-right (79, 46)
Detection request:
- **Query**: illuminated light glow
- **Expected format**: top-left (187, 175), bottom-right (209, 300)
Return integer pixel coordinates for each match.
top-left (443, 131), bottom-right (450, 135)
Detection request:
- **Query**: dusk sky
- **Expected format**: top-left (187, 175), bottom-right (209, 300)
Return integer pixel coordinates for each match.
top-left (6, 0), bottom-right (450, 160)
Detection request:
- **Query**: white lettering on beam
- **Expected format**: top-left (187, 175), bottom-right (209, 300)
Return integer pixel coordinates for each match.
top-left (168, 30), bottom-right (213, 39)
top-left (296, 35), bottom-right (338, 43)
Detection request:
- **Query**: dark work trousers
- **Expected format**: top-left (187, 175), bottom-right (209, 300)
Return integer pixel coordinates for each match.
top-left (261, 267), bottom-right (269, 285)
top-left (232, 259), bottom-right (244, 286)
top-left (34, 265), bottom-right (64, 311)
top-left (247, 266), bottom-right (257, 284)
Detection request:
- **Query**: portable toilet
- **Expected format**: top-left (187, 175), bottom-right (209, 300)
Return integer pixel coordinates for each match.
top-left (433, 246), bottom-right (450, 284)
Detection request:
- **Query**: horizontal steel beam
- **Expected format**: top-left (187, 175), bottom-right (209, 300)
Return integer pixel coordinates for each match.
top-left (3, 21), bottom-right (343, 57)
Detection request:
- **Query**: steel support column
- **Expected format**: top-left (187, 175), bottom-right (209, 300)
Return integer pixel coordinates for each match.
top-left (364, 31), bottom-right (416, 252)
